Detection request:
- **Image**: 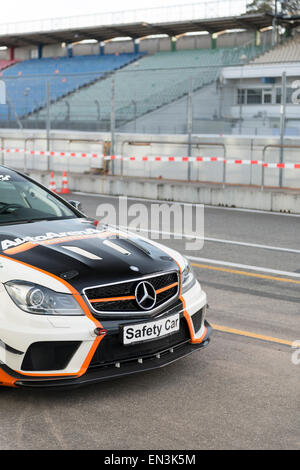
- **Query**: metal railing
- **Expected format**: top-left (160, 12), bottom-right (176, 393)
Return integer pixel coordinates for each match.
top-left (262, 143), bottom-right (300, 190)
top-left (1, 135), bottom-right (300, 191)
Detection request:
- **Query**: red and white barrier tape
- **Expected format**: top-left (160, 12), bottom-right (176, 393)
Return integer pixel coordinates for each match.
top-left (104, 155), bottom-right (300, 169)
top-left (0, 148), bottom-right (100, 158)
top-left (1, 148), bottom-right (300, 169)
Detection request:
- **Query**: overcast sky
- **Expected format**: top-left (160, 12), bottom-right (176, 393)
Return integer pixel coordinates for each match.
top-left (1, 0), bottom-right (213, 24)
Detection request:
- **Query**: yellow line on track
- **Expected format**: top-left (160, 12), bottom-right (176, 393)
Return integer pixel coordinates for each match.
top-left (191, 262), bottom-right (298, 347)
top-left (211, 323), bottom-right (296, 347)
top-left (191, 262), bottom-right (300, 285)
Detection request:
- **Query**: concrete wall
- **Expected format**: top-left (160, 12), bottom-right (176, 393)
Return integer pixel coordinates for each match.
top-left (0, 129), bottom-right (300, 189)
top-left (28, 171), bottom-right (300, 215)
top-left (114, 134), bottom-right (300, 189)
top-left (0, 129), bottom-right (105, 173)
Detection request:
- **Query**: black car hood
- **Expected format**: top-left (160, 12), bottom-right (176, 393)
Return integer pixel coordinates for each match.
top-left (0, 218), bottom-right (178, 291)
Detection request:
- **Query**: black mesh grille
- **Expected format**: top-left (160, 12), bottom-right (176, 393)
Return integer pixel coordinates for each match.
top-left (90, 316), bottom-right (190, 368)
top-left (156, 286), bottom-right (178, 305)
top-left (22, 341), bottom-right (81, 372)
top-left (191, 308), bottom-right (203, 333)
top-left (84, 272), bottom-right (179, 313)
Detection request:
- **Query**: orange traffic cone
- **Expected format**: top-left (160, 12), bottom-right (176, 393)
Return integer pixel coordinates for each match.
top-left (49, 172), bottom-right (57, 193)
top-left (59, 171), bottom-right (71, 194)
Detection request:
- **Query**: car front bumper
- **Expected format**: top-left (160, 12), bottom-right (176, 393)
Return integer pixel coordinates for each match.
top-left (0, 281), bottom-right (212, 389)
top-left (3, 321), bottom-right (211, 390)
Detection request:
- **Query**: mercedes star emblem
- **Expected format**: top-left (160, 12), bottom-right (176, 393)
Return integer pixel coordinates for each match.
top-left (135, 281), bottom-right (157, 310)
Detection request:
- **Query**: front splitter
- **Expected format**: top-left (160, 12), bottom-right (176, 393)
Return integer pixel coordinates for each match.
top-left (1, 322), bottom-right (212, 390)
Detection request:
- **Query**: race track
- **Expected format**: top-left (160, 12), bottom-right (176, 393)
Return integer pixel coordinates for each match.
top-left (0, 193), bottom-right (299, 450)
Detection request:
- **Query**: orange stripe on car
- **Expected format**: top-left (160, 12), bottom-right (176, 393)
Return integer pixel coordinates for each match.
top-left (156, 282), bottom-right (178, 295)
top-left (0, 253), bottom-right (105, 380)
top-left (4, 241), bottom-right (38, 255)
top-left (89, 282), bottom-right (179, 304)
top-left (170, 258), bottom-right (206, 344)
top-left (90, 295), bottom-right (135, 303)
top-left (3, 232), bottom-right (118, 255)
top-left (0, 368), bottom-right (17, 388)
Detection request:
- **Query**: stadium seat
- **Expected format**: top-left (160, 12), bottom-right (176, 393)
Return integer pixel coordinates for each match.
top-left (251, 36), bottom-right (300, 64)
top-left (0, 54), bottom-right (142, 120)
top-left (28, 45), bottom-right (265, 126)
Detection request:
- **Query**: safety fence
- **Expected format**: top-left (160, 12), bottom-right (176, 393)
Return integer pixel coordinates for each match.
top-left (104, 155), bottom-right (300, 169)
top-left (2, 147), bottom-right (300, 169)
top-left (1, 147), bottom-right (300, 190)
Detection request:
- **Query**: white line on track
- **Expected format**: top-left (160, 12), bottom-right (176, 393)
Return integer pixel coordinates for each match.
top-left (111, 225), bottom-right (300, 277)
top-left (204, 237), bottom-right (300, 255)
top-left (117, 225), bottom-right (300, 278)
top-left (187, 256), bottom-right (300, 278)
top-left (115, 225), bottom-right (300, 256)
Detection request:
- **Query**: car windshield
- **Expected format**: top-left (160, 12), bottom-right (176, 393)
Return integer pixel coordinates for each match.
top-left (0, 169), bottom-right (76, 225)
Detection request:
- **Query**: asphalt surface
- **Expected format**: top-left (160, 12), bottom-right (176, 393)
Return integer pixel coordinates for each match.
top-left (0, 193), bottom-right (299, 450)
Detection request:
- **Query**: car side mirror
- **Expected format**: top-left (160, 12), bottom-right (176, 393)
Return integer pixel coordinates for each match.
top-left (69, 200), bottom-right (82, 211)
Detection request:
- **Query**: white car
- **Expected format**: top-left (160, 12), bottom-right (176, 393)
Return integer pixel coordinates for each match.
top-left (0, 167), bottom-right (211, 389)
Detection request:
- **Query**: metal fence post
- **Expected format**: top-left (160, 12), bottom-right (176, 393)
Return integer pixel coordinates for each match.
top-left (222, 144), bottom-right (227, 188)
top-left (111, 76), bottom-right (116, 176)
top-left (261, 164), bottom-right (265, 192)
top-left (279, 72), bottom-right (287, 188)
top-left (187, 78), bottom-right (193, 181)
top-left (222, 159), bottom-right (226, 188)
top-left (46, 81), bottom-right (51, 171)
top-left (261, 146), bottom-right (267, 191)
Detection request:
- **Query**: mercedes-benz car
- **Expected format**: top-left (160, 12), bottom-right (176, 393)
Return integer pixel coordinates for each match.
top-left (0, 166), bottom-right (211, 389)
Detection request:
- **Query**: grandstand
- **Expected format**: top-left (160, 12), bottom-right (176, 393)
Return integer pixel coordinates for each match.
top-left (251, 35), bottom-right (300, 64)
top-left (0, 53), bottom-right (141, 120)
top-left (0, 3), bottom-right (279, 134)
top-left (28, 44), bottom-right (265, 128)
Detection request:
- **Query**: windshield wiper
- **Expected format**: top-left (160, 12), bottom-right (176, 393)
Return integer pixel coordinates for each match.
top-left (0, 219), bottom-right (41, 226)
top-left (0, 216), bottom-right (77, 226)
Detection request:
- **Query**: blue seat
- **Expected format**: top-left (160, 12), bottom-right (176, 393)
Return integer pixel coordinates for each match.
top-left (0, 53), bottom-right (142, 120)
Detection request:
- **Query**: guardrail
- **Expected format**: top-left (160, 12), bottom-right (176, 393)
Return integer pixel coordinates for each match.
top-left (262, 144), bottom-right (300, 190)
top-left (0, 136), bottom-right (104, 172)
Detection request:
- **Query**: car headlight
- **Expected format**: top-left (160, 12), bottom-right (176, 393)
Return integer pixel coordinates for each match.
top-left (5, 281), bottom-right (84, 316)
top-left (182, 260), bottom-right (197, 293)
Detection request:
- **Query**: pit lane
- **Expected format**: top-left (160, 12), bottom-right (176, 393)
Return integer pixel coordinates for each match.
top-left (0, 194), bottom-right (298, 450)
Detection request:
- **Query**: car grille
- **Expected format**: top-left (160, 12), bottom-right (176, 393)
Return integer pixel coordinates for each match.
top-left (84, 271), bottom-right (180, 314)
top-left (89, 315), bottom-right (190, 368)
top-left (191, 308), bottom-right (204, 334)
